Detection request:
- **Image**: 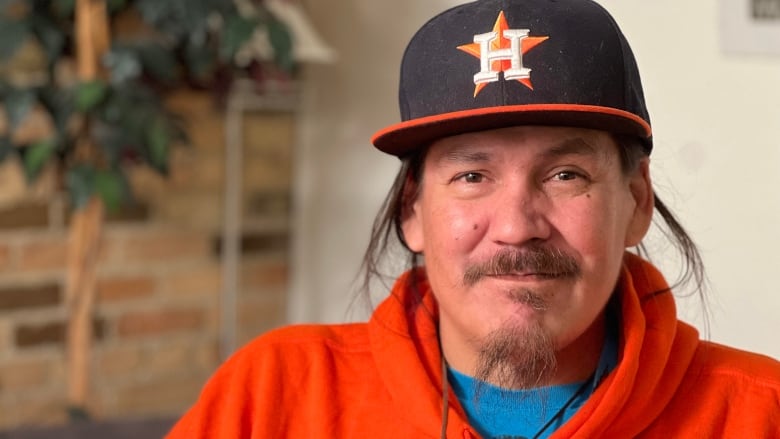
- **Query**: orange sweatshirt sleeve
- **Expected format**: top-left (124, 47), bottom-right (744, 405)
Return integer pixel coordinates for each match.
top-left (165, 323), bottom-right (382, 439)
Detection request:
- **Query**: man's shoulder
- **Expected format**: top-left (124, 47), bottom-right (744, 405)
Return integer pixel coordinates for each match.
top-left (646, 340), bottom-right (780, 436)
top-left (692, 340), bottom-right (780, 388)
top-left (236, 322), bottom-right (372, 360)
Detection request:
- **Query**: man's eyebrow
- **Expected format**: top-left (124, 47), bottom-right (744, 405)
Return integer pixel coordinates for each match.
top-left (442, 148), bottom-right (491, 163)
top-left (544, 137), bottom-right (600, 158)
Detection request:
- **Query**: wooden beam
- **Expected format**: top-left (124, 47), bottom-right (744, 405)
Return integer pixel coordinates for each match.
top-left (67, 0), bottom-right (110, 414)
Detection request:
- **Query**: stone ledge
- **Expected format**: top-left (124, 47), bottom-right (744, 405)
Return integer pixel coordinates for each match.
top-left (0, 417), bottom-right (177, 439)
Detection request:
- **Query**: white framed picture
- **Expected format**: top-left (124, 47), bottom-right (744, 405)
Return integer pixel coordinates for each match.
top-left (720, 0), bottom-right (780, 55)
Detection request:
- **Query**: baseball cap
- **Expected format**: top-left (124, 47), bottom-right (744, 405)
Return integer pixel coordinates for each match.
top-left (371, 0), bottom-right (652, 157)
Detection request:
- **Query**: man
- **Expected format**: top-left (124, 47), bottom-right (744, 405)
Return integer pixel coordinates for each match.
top-left (168, 0), bottom-right (780, 437)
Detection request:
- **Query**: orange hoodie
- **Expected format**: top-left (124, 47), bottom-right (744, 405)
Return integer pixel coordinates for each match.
top-left (167, 253), bottom-right (780, 438)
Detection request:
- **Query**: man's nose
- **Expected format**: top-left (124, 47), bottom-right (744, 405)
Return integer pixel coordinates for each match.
top-left (488, 183), bottom-right (552, 246)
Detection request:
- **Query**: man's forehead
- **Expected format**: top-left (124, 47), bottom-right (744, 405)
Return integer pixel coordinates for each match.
top-left (428, 126), bottom-right (615, 162)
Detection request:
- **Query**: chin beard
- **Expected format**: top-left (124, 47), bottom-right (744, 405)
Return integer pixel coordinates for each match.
top-left (473, 319), bottom-right (557, 394)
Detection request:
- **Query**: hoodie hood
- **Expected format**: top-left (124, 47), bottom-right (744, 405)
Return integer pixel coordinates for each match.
top-left (369, 252), bottom-right (701, 437)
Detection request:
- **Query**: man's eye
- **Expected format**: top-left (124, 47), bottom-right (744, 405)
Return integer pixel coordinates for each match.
top-left (552, 171), bottom-right (580, 181)
top-left (458, 172), bottom-right (484, 183)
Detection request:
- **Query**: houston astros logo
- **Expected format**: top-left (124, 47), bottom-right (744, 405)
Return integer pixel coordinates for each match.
top-left (457, 11), bottom-right (549, 97)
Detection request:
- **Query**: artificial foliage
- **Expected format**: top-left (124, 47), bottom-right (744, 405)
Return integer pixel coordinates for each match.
top-left (0, 0), bottom-right (293, 210)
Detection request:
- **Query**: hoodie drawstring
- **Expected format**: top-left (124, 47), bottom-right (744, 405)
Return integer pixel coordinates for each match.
top-left (441, 355), bottom-right (449, 439)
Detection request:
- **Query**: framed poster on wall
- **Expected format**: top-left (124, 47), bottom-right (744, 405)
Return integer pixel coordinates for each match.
top-left (721, 0), bottom-right (780, 55)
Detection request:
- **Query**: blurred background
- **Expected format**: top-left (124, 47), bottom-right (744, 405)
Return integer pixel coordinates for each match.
top-left (0, 0), bottom-right (777, 436)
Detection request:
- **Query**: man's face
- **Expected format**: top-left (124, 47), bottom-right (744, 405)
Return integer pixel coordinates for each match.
top-left (401, 126), bottom-right (653, 382)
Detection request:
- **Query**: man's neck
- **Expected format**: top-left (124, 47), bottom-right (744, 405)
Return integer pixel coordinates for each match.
top-left (551, 312), bottom-right (606, 385)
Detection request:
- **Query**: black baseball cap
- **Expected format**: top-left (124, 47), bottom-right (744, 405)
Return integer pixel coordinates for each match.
top-left (371, 0), bottom-right (652, 157)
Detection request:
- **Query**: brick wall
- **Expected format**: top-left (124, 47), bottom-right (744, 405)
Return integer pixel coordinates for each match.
top-left (0, 90), bottom-right (295, 429)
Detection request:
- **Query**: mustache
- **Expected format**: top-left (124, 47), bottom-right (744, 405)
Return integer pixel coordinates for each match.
top-left (463, 246), bottom-right (581, 287)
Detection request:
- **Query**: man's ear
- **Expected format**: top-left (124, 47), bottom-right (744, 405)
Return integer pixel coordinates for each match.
top-left (400, 176), bottom-right (424, 253)
top-left (625, 158), bottom-right (654, 247)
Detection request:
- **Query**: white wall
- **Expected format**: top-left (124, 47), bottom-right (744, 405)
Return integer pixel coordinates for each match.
top-left (289, 0), bottom-right (464, 324)
top-left (290, 0), bottom-right (780, 360)
top-left (598, 0), bottom-right (780, 358)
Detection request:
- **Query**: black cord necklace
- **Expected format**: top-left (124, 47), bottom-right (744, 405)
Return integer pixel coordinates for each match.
top-left (530, 372), bottom-right (594, 439)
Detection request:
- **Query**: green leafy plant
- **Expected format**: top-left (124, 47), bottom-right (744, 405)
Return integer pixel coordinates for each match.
top-left (0, 0), bottom-right (294, 210)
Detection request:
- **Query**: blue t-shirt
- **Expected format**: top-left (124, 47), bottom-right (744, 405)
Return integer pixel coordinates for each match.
top-left (447, 318), bottom-right (618, 439)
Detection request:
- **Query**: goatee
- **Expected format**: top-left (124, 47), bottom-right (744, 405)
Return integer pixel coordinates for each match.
top-left (473, 320), bottom-right (557, 394)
